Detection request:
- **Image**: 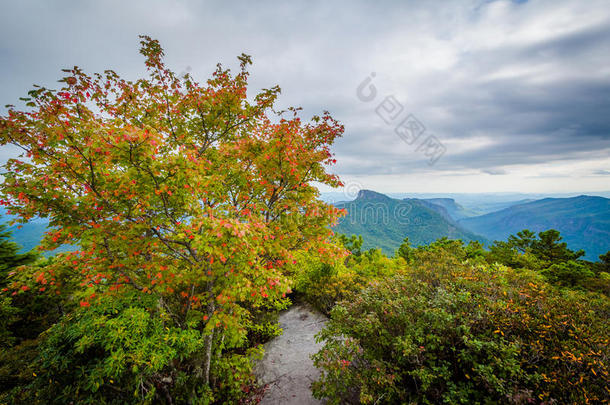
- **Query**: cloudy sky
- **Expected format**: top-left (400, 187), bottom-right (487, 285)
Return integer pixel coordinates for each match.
top-left (1, 0), bottom-right (609, 194)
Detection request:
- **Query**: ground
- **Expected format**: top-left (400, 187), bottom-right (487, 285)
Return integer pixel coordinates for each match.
top-left (255, 303), bottom-right (327, 404)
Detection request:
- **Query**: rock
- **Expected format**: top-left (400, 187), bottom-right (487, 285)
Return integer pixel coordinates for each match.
top-left (255, 303), bottom-right (327, 404)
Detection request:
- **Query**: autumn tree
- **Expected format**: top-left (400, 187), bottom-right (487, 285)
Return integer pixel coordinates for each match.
top-left (0, 36), bottom-right (344, 402)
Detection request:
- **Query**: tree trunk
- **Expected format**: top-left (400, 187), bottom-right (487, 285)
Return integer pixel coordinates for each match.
top-left (210, 330), bottom-right (225, 387)
top-left (196, 279), bottom-right (216, 388)
top-left (201, 321), bottom-right (215, 387)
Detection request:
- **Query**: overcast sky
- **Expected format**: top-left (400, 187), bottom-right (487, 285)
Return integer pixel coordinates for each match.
top-left (1, 0), bottom-right (609, 194)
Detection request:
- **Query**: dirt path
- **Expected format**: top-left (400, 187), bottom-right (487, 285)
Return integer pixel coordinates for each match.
top-left (255, 303), bottom-right (327, 404)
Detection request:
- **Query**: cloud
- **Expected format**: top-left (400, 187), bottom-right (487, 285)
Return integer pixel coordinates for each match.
top-left (482, 169), bottom-right (508, 175)
top-left (1, 0), bottom-right (609, 192)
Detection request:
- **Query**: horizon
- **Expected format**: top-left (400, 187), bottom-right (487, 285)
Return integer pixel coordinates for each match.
top-left (318, 188), bottom-right (610, 203)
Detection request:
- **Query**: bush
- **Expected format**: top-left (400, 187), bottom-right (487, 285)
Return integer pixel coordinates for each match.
top-left (293, 243), bottom-right (399, 315)
top-left (3, 291), bottom-right (265, 405)
top-left (542, 260), bottom-right (594, 287)
top-left (312, 251), bottom-right (610, 404)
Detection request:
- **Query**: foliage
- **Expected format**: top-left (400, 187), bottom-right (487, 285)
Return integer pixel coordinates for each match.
top-left (0, 224), bottom-right (39, 281)
top-left (487, 229), bottom-right (608, 294)
top-left (292, 236), bottom-right (400, 314)
top-left (337, 234), bottom-right (363, 258)
top-left (395, 237), bottom-right (414, 263)
top-left (9, 292), bottom-right (201, 404)
top-left (312, 247), bottom-right (610, 404)
top-left (245, 299), bottom-right (289, 346)
top-left (0, 36), bottom-right (344, 403)
top-left (531, 229), bottom-right (585, 264)
top-left (0, 227), bottom-right (71, 400)
top-left (542, 260), bottom-right (594, 288)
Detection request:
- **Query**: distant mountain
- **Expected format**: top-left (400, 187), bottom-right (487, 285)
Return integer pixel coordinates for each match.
top-left (0, 208), bottom-right (72, 254)
top-left (333, 190), bottom-right (487, 255)
top-left (419, 198), bottom-right (478, 221)
top-left (465, 199), bottom-right (536, 216)
top-left (458, 195), bottom-right (610, 261)
top-left (1, 215), bottom-right (47, 252)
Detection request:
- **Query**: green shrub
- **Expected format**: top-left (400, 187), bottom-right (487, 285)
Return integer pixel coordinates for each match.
top-left (293, 245), bottom-right (399, 315)
top-left (542, 260), bottom-right (594, 287)
top-left (312, 252), bottom-right (610, 404)
top-left (3, 291), bottom-right (265, 405)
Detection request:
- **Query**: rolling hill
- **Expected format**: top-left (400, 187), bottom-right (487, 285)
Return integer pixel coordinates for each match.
top-left (333, 190), bottom-right (487, 255)
top-left (458, 195), bottom-right (610, 261)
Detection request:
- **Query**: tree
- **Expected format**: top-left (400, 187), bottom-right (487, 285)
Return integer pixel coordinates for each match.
top-left (0, 224), bottom-right (39, 345)
top-left (507, 229), bottom-right (536, 253)
top-left (531, 229), bottom-right (584, 264)
top-left (0, 36), bottom-right (344, 402)
top-left (542, 260), bottom-right (594, 287)
top-left (395, 236), bottom-right (413, 263)
top-left (338, 234), bottom-right (363, 258)
top-left (599, 251), bottom-right (610, 273)
top-left (464, 240), bottom-right (486, 259)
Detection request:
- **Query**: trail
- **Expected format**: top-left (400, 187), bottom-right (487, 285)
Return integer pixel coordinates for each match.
top-left (255, 303), bottom-right (327, 404)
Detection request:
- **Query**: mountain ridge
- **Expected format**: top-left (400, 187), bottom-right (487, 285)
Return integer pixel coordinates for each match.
top-left (333, 190), bottom-right (487, 254)
top-left (458, 195), bottom-right (610, 260)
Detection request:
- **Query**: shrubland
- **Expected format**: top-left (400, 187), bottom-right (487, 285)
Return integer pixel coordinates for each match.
top-left (297, 236), bottom-right (610, 404)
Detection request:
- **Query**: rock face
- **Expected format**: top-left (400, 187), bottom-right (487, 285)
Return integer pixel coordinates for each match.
top-left (255, 304), bottom-right (327, 404)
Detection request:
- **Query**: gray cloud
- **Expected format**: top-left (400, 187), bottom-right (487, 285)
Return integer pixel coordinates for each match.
top-left (1, 0), bottom-right (609, 192)
top-left (482, 169), bottom-right (508, 175)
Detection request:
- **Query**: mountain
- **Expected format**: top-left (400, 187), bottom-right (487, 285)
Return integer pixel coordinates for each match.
top-left (464, 198), bottom-right (535, 216)
top-left (419, 198), bottom-right (478, 221)
top-left (333, 190), bottom-right (487, 255)
top-left (458, 195), bottom-right (610, 261)
top-left (0, 209), bottom-right (73, 254)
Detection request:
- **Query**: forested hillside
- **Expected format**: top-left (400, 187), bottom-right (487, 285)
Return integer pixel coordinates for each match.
top-left (333, 190), bottom-right (486, 253)
top-left (419, 197), bottom-right (477, 220)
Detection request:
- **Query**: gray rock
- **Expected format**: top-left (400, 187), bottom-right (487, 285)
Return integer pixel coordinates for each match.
top-left (255, 303), bottom-right (328, 404)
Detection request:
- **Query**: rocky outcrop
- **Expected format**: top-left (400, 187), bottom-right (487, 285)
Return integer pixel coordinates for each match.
top-left (255, 304), bottom-right (327, 404)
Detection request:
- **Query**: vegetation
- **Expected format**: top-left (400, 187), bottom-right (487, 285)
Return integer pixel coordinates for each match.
top-left (306, 238), bottom-right (610, 404)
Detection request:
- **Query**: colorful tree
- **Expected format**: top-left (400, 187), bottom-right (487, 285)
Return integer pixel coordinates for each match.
top-left (0, 36), bottom-right (344, 400)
